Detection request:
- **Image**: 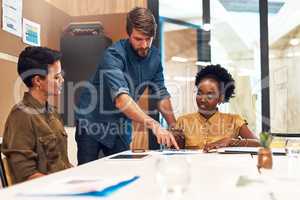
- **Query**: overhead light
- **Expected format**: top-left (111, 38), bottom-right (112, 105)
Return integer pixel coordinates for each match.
top-left (203, 23), bottom-right (211, 31)
top-left (171, 56), bottom-right (188, 63)
top-left (289, 38), bottom-right (300, 46)
top-left (195, 61), bottom-right (211, 66)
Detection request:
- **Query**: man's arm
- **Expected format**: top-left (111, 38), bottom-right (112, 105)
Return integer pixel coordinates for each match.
top-left (157, 97), bottom-right (176, 128)
top-left (115, 93), bottom-right (179, 149)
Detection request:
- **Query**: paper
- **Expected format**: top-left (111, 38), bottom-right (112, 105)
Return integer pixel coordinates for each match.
top-left (152, 149), bottom-right (203, 156)
top-left (22, 18), bottom-right (41, 46)
top-left (2, 0), bottom-right (22, 37)
top-left (18, 176), bottom-right (140, 197)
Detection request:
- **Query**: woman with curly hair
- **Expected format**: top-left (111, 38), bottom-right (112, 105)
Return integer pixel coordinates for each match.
top-left (175, 64), bottom-right (260, 151)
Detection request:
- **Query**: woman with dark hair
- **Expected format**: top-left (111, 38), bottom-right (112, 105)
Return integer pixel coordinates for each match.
top-left (175, 64), bottom-right (260, 151)
top-left (1, 46), bottom-right (72, 183)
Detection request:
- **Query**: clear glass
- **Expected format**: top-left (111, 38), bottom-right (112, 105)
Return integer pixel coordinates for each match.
top-left (210, 0), bottom-right (261, 134)
top-left (155, 156), bottom-right (191, 200)
top-left (285, 138), bottom-right (300, 158)
top-left (159, 1), bottom-right (201, 118)
top-left (283, 138), bottom-right (300, 180)
top-left (268, 0), bottom-right (300, 133)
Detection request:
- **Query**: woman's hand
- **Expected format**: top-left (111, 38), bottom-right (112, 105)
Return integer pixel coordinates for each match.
top-left (203, 137), bottom-right (232, 152)
top-left (27, 172), bottom-right (45, 180)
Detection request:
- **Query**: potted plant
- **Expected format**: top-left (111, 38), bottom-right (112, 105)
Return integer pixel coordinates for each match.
top-left (257, 131), bottom-right (273, 170)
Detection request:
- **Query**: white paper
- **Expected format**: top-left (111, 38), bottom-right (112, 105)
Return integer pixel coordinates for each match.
top-left (2, 0), bottom-right (22, 37)
top-left (18, 175), bottom-right (137, 196)
top-left (151, 149), bottom-right (203, 155)
top-left (19, 177), bottom-right (104, 196)
top-left (22, 18), bottom-right (41, 46)
top-left (2, 0), bottom-right (22, 10)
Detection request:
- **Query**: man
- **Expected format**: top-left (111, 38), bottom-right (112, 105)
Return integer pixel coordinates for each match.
top-left (75, 7), bottom-right (178, 164)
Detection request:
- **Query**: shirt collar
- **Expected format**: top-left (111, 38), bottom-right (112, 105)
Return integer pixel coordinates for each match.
top-left (21, 92), bottom-right (53, 113)
top-left (197, 110), bottom-right (220, 124)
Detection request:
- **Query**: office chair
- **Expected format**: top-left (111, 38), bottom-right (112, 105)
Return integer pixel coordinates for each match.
top-left (0, 148), bottom-right (8, 187)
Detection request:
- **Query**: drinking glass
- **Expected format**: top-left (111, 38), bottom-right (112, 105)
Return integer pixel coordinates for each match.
top-left (155, 156), bottom-right (191, 200)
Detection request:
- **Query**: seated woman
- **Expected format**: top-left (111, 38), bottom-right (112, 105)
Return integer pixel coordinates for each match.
top-left (175, 64), bottom-right (260, 151)
top-left (1, 46), bottom-right (72, 183)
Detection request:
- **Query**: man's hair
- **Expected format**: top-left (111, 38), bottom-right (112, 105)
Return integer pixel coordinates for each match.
top-left (126, 7), bottom-right (157, 37)
top-left (195, 64), bottom-right (235, 102)
top-left (17, 46), bottom-right (61, 88)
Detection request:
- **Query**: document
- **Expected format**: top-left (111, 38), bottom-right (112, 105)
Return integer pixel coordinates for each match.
top-left (22, 18), bottom-right (41, 46)
top-left (2, 0), bottom-right (22, 37)
top-left (152, 149), bottom-right (203, 155)
top-left (18, 175), bottom-right (140, 197)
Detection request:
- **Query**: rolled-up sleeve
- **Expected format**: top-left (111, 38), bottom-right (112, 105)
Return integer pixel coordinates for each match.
top-left (101, 50), bottom-right (130, 101)
top-left (1, 110), bottom-right (38, 182)
top-left (149, 62), bottom-right (170, 101)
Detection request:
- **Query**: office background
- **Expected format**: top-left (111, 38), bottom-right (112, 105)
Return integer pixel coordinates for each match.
top-left (1, 0), bottom-right (300, 152)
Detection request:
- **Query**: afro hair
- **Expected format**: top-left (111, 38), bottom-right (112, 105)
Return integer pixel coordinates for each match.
top-left (195, 64), bottom-right (235, 102)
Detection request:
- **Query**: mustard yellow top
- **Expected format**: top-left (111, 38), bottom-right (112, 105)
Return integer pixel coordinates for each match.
top-left (175, 111), bottom-right (246, 149)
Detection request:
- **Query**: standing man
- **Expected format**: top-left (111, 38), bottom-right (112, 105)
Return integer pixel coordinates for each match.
top-left (75, 7), bottom-right (178, 164)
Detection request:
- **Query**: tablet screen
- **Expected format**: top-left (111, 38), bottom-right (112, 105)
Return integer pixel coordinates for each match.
top-left (109, 154), bottom-right (149, 159)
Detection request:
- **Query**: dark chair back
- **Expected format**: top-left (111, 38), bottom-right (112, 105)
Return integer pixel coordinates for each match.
top-left (0, 143), bottom-right (8, 188)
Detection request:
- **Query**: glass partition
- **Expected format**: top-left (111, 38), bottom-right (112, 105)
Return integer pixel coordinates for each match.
top-left (210, 0), bottom-right (262, 134)
top-left (268, 0), bottom-right (300, 134)
top-left (159, 0), bottom-right (202, 117)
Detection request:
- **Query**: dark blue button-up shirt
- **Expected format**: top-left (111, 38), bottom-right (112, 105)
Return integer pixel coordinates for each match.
top-left (75, 39), bottom-right (170, 147)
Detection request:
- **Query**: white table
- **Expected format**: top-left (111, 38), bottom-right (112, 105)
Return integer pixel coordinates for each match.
top-left (0, 150), bottom-right (299, 200)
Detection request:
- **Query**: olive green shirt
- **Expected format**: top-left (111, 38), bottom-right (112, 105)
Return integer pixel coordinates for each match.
top-left (1, 92), bottom-right (72, 183)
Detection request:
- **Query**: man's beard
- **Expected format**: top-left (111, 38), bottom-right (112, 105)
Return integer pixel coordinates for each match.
top-left (136, 48), bottom-right (149, 57)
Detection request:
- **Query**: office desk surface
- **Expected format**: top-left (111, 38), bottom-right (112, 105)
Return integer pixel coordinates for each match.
top-left (0, 151), bottom-right (299, 200)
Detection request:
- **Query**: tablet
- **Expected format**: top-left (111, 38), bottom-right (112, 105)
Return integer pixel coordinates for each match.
top-left (109, 154), bottom-right (150, 160)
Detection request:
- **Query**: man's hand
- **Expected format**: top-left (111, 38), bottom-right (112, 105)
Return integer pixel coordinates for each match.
top-left (152, 125), bottom-right (179, 150)
top-left (203, 137), bottom-right (232, 152)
